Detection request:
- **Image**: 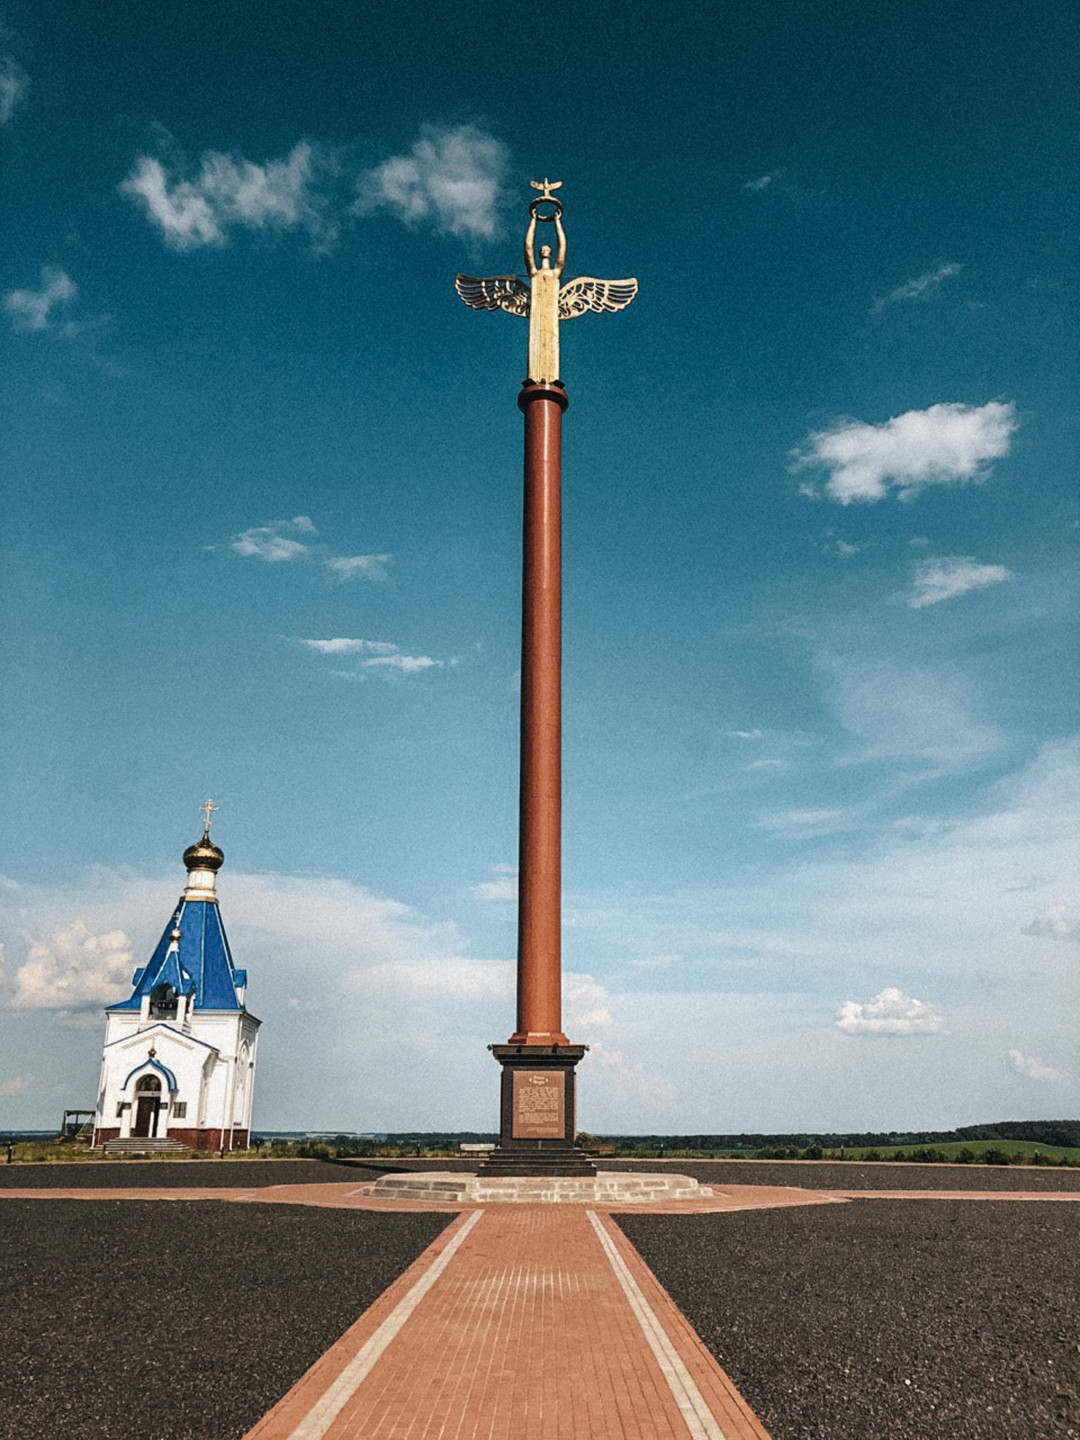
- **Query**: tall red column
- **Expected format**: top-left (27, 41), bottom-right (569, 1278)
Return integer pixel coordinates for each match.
top-left (481, 382), bottom-right (593, 1177)
top-left (511, 380), bottom-right (570, 1046)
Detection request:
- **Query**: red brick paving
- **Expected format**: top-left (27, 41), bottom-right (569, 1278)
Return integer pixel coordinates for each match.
top-left (245, 1205), bottom-right (770, 1440)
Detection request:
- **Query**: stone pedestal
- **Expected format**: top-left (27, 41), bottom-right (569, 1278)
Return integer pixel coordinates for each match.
top-left (477, 1044), bottom-right (596, 1177)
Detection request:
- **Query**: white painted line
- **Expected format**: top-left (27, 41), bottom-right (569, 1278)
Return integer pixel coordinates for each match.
top-left (587, 1210), bottom-right (731, 1440)
top-left (286, 1208), bottom-right (483, 1440)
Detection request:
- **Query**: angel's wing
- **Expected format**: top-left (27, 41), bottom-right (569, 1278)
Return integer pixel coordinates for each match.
top-left (558, 277), bottom-right (638, 319)
top-left (455, 274), bottom-right (530, 317)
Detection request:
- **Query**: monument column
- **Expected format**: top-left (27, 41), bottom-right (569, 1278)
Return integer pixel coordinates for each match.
top-left (456, 181), bottom-right (637, 1176)
top-left (513, 378), bottom-right (569, 1047)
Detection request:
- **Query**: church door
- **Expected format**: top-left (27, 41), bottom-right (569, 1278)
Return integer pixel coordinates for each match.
top-left (133, 1075), bottom-right (162, 1137)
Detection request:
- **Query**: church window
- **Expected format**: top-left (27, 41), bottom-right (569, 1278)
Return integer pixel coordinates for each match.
top-left (150, 982), bottom-right (178, 1018)
top-left (173, 1102), bottom-right (187, 1118)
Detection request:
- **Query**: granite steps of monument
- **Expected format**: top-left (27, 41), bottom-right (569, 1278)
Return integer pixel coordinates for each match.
top-left (361, 1171), bottom-right (713, 1204)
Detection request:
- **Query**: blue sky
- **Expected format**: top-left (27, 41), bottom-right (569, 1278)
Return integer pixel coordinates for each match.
top-left (1, 0), bottom-right (1078, 1132)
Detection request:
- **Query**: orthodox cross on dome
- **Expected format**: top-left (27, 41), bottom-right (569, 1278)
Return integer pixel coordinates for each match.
top-left (199, 798), bottom-right (219, 835)
top-left (455, 181), bottom-right (638, 385)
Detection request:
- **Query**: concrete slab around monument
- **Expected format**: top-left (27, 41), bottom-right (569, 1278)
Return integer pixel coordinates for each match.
top-left (359, 1170), bottom-right (712, 1204)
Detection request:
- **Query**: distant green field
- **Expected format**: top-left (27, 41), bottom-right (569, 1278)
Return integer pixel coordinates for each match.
top-left (827, 1139), bottom-right (1080, 1165)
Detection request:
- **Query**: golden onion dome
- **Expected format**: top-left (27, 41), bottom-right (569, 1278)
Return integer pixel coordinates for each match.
top-left (183, 831), bottom-right (224, 873)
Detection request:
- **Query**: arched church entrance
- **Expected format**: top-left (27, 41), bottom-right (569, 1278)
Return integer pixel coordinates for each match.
top-left (133, 1075), bottom-right (162, 1138)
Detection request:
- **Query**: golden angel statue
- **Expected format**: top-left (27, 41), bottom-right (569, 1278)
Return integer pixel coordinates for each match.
top-left (455, 180), bottom-right (638, 384)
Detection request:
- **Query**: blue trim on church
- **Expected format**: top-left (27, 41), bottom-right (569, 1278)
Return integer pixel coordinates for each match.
top-left (122, 1056), bottom-right (179, 1092)
top-left (108, 898), bottom-right (246, 1013)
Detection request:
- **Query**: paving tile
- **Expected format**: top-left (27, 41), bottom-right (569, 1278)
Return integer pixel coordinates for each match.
top-left (245, 1205), bottom-right (772, 1440)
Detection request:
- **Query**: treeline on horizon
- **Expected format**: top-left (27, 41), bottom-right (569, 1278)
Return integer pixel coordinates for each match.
top-left (584, 1120), bottom-right (1080, 1151)
top-left (287, 1119), bottom-right (1080, 1150)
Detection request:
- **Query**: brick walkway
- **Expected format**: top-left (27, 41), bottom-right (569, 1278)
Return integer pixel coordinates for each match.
top-left (245, 1205), bottom-right (770, 1440)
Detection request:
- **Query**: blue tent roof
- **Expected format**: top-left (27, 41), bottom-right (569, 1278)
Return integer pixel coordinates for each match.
top-left (109, 897), bottom-right (246, 1012)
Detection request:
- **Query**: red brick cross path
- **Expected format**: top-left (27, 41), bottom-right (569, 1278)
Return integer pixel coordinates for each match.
top-left (245, 1204), bottom-right (770, 1440)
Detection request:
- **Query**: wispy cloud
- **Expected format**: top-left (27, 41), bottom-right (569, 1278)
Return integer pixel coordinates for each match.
top-left (363, 654), bottom-right (440, 674)
top-left (226, 519), bottom-right (392, 579)
top-left (471, 864), bottom-right (517, 902)
top-left (727, 728), bottom-right (763, 740)
top-left (0, 1073), bottom-right (32, 1096)
top-left (837, 987), bottom-right (945, 1035)
top-left (756, 806), bottom-right (847, 836)
top-left (794, 401), bottom-right (1017, 504)
top-left (121, 142), bottom-right (329, 251)
top-left (299, 637), bottom-right (442, 676)
top-left (4, 267), bottom-right (77, 333)
top-left (814, 648), bottom-right (1000, 770)
top-left (0, 55), bottom-right (28, 125)
top-left (355, 123), bottom-right (507, 240)
top-left (231, 516), bottom-right (316, 562)
top-left (1008, 1048), bottom-right (1066, 1082)
top-left (872, 262), bottom-right (962, 313)
top-left (325, 554), bottom-right (391, 582)
top-left (298, 638), bottom-right (397, 656)
top-left (906, 555), bottom-right (1012, 608)
top-left (744, 173), bottom-right (775, 192)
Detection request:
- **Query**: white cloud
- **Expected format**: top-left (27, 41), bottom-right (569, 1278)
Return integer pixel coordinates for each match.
top-left (0, 1073), bottom-right (32, 1096)
top-left (906, 555), bottom-right (1012, 608)
top-left (837, 987), bottom-right (945, 1035)
top-left (299, 637), bottom-right (398, 656)
top-left (325, 554), bottom-right (391, 582)
top-left (472, 865), bottom-right (517, 902)
top-left (356, 123), bottom-right (507, 240)
top-left (121, 143), bottom-right (326, 251)
top-left (794, 401), bottom-right (1017, 503)
top-left (298, 637), bottom-right (442, 676)
top-left (5, 923), bottom-right (133, 1011)
top-left (363, 653), bottom-right (440, 674)
top-left (745, 174), bottom-right (774, 192)
top-left (0, 56), bottom-right (28, 125)
top-left (814, 648), bottom-right (1001, 770)
top-left (364, 959), bottom-right (513, 1000)
top-left (565, 973), bottom-right (614, 1034)
top-left (4, 267), bottom-right (77, 333)
top-left (1022, 907), bottom-right (1080, 944)
top-left (231, 516), bottom-right (315, 562)
top-left (727, 728), bottom-right (763, 740)
top-left (1008, 1048), bottom-right (1066, 1082)
top-left (872, 262), bottom-right (962, 312)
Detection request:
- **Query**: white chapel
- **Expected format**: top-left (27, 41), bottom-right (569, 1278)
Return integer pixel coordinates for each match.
top-left (93, 808), bottom-right (261, 1151)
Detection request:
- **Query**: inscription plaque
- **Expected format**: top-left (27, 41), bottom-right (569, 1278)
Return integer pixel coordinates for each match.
top-left (511, 1070), bottom-right (564, 1140)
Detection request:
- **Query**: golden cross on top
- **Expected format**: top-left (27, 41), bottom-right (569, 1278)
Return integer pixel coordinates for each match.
top-left (200, 797), bottom-right (219, 834)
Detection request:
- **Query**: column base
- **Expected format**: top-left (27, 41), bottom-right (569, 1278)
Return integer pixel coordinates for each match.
top-left (478, 1044), bottom-right (596, 1178)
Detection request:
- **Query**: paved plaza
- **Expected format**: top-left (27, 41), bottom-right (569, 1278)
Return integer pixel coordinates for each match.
top-left (3, 1161), bottom-right (1080, 1439)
